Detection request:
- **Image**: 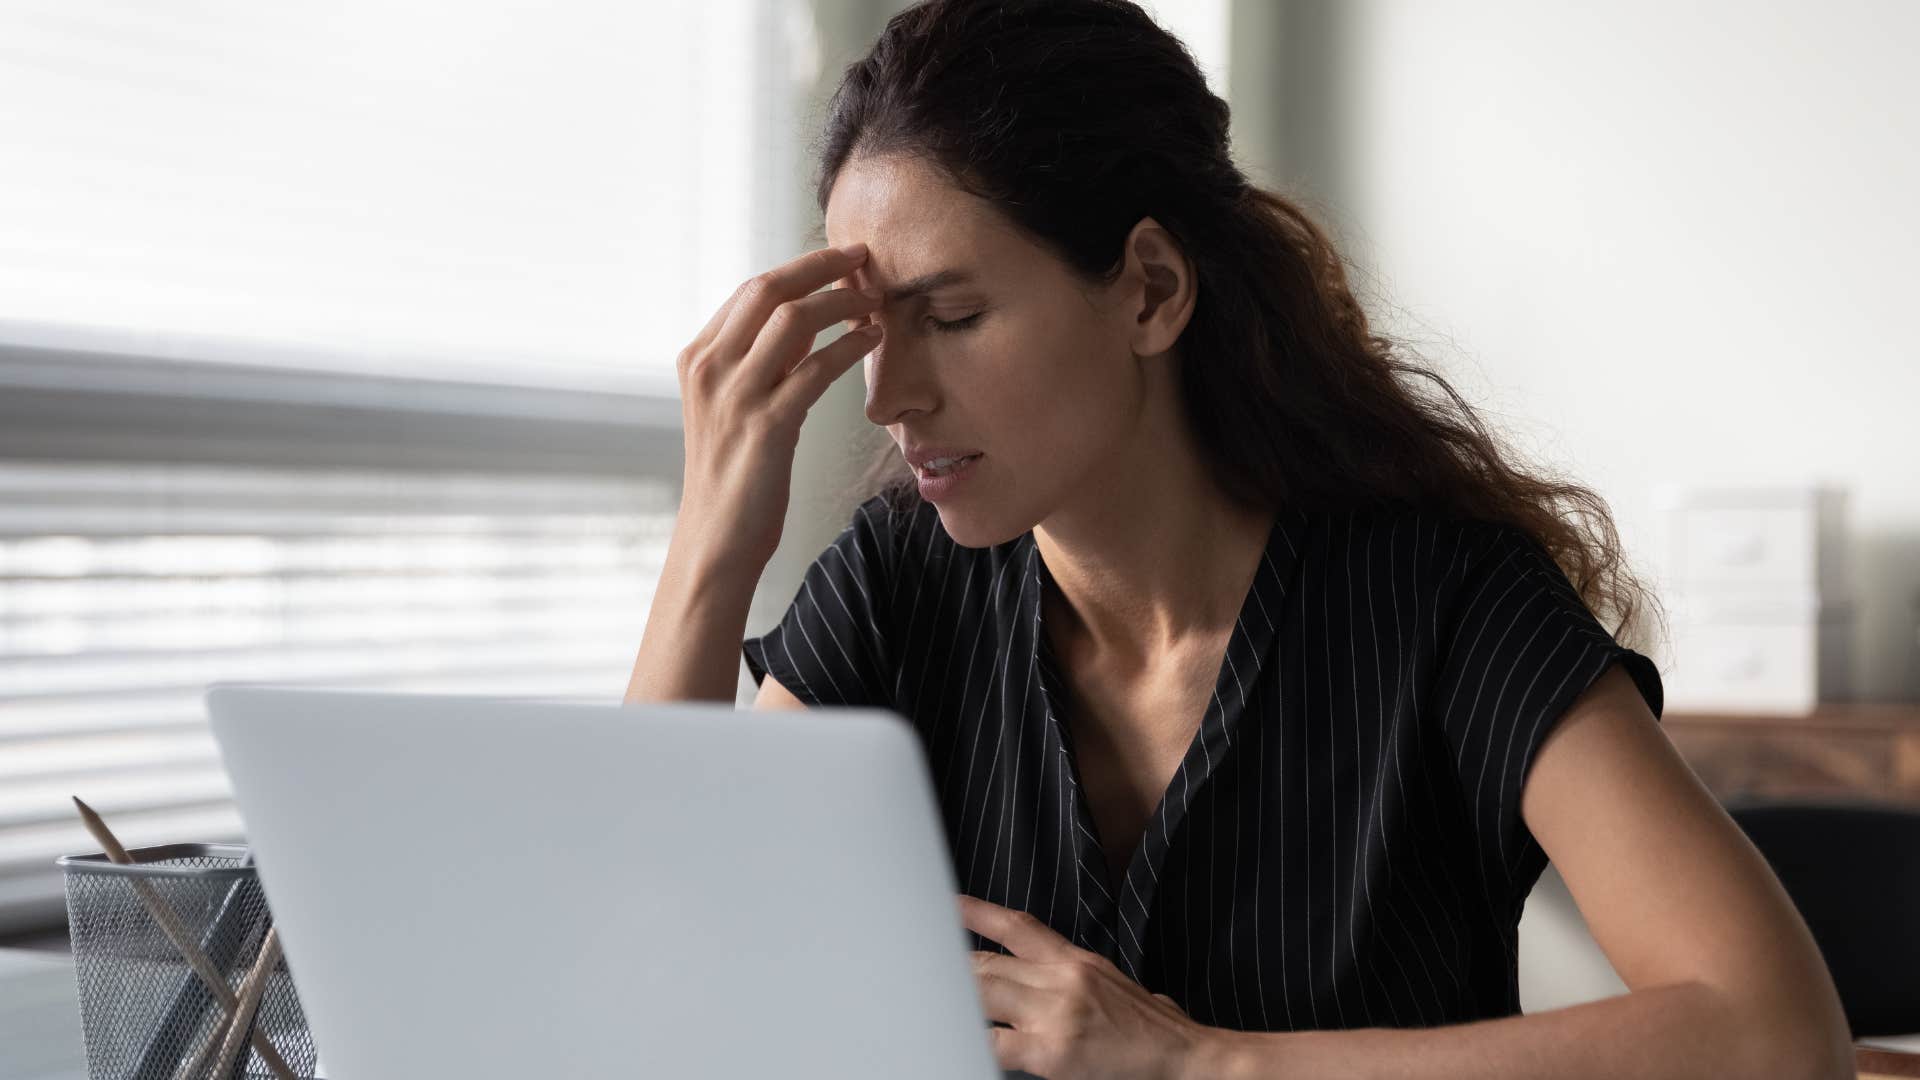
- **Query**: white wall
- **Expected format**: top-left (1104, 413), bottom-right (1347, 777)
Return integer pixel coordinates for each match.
top-left (1296, 1), bottom-right (1920, 700)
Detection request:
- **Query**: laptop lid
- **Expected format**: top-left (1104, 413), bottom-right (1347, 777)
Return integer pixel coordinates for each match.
top-left (205, 683), bottom-right (1000, 1080)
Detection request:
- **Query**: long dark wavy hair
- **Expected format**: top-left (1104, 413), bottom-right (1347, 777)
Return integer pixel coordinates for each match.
top-left (812, 0), bottom-right (1663, 651)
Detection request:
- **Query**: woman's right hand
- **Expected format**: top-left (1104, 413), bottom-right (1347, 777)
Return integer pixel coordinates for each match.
top-left (672, 242), bottom-right (886, 575)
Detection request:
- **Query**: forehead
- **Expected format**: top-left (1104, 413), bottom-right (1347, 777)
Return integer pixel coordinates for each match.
top-left (824, 154), bottom-right (1008, 263)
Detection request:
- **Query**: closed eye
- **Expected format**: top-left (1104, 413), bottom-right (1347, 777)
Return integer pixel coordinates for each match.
top-left (927, 312), bottom-right (983, 333)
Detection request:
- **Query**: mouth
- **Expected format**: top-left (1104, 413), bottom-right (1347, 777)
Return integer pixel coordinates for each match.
top-left (914, 453), bottom-right (983, 479)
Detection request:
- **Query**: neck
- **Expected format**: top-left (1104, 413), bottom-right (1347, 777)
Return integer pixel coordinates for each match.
top-left (1031, 364), bottom-right (1276, 670)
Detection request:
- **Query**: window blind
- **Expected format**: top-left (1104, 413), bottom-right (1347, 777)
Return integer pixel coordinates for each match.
top-left (0, 461), bottom-right (675, 930)
top-left (0, 0), bottom-right (774, 394)
top-left (0, 0), bottom-right (795, 933)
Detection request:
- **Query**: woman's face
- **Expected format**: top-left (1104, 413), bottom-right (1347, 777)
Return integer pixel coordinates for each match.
top-left (824, 153), bottom-right (1152, 548)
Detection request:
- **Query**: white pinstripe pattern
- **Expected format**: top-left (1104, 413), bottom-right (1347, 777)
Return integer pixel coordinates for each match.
top-left (942, 553), bottom-right (1015, 842)
top-left (776, 632), bottom-right (817, 702)
top-left (985, 545), bottom-right (1040, 904)
top-left (1345, 516), bottom-right (1410, 1025)
top-left (1309, 545), bottom-right (1332, 1027)
top-left (1021, 557), bottom-right (1055, 910)
top-left (741, 499), bottom-right (1661, 1032)
top-left (789, 580), bottom-right (854, 703)
top-left (832, 511), bottom-right (889, 669)
top-left (925, 554), bottom-right (979, 750)
top-left (1376, 517), bottom-right (1463, 1018)
top-left (960, 549), bottom-right (1027, 897)
top-left (1048, 712), bottom-right (1065, 925)
top-left (804, 576), bottom-right (878, 703)
top-left (893, 501), bottom-right (948, 703)
top-left (1412, 519), bottom-right (1478, 1000)
top-left (1340, 514), bottom-right (1399, 1024)
top-left (1250, 550), bottom-right (1292, 1029)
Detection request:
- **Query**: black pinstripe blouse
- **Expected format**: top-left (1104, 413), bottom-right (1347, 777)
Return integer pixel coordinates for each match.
top-left (741, 494), bottom-right (1664, 1031)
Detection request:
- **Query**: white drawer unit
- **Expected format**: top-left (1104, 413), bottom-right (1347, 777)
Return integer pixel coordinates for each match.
top-left (1661, 591), bottom-right (1853, 716)
top-left (1651, 484), bottom-right (1853, 716)
top-left (1655, 485), bottom-right (1849, 595)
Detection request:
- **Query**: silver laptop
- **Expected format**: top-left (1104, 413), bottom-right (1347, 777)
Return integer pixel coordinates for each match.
top-left (205, 684), bottom-right (1005, 1080)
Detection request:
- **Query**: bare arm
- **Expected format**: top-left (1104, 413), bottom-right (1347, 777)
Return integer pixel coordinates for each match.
top-left (1196, 664), bottom-right (1854, 1080)
top-left (622, 545), bottom-right (763, 705)
top-left (619, 241), bottom-right (884, 705)
top-left (621, 542), bottom-right (815, 707)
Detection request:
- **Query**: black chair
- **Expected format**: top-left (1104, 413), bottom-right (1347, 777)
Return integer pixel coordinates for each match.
top-left (1725, 798), bottom-right (1920, 1037)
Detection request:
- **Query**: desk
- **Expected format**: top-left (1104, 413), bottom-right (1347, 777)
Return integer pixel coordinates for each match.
top-left (2, 943), bottom-right (1914, 1077)
top-left (1860, 1040), bottom-right (1920, 1078)
top-left (0, 946), bottom-right (83, 1079)
top-left (1665, 704), bottom-right (1920, 807)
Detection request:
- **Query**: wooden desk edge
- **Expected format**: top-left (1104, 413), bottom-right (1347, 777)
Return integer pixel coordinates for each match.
top-left (1859, 1045), bottom-right (1920, 1079)
top-left (1665, 704), bottom-right (1920, 735)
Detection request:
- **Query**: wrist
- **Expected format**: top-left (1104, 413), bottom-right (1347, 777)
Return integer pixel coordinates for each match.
top-left (660, 530), bottom-right (767, 599)
top-left (1178, 1026), bottom-right (1260, 1080)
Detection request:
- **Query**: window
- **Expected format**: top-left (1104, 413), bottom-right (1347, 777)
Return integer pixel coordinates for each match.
top-left (0, 0), bottom-right (798, 932)
top-left (0, 0), bottom-right (784, 392)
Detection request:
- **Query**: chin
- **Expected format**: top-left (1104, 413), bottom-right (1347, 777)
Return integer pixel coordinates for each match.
top-left (930, 501), bottom-right (1035, 550)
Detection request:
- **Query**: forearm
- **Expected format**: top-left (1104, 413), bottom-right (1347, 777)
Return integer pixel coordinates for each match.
top-left (623, 539), bottom-right (762, 705)
top-left (1196, 981), bottom-right (1850, 1080)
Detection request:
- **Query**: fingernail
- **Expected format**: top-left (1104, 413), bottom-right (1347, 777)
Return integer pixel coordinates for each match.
top-left (860, 285), bottom-right (883, 300)
top-left (839, 241), bottom-right (868, 257)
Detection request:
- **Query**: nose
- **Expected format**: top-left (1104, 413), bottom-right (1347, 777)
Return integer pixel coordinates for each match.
top-left (861, 330), bottom-right (936, 428)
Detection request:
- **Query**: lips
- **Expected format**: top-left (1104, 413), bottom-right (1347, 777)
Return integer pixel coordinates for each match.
top-left (914, 451), bottom-right (982, 501)
top-left (902, 445), bottom-right (985, 471)
top-left (916, 453), bottom-right (981, 478)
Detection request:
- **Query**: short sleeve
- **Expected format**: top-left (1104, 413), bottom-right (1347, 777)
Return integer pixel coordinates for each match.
top-left (741, 495), bottom-right (897, 708)
top-left (1431, 522), bottom-right (1665, 902)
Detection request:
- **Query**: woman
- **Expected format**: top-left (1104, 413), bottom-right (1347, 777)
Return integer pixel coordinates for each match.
top-left (626, 1), bottom-right (1853, 1077)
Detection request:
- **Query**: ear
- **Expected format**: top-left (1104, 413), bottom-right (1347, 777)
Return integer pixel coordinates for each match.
top-left (1117, 216), bottom-right (1197, 359)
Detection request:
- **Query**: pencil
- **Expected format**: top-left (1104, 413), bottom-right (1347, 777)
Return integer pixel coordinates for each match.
top-left (72, 797), bottom-right (299, 1080)
top-left (205, 927), bottom-right (282, 1080)
top-left (130, 848), bottom-right (261, 1080)
top-left (169, 912), bottom-right (271, 1080)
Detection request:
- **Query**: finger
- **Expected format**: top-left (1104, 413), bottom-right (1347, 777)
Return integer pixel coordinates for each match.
top-left (971, 949), bottom-right (1051, 990)
top-left (976, 969), bottom-right (1047, 1027)
top-left (767, 323), bottom-right (881, 418)
top-left (958, 895), bottom-right (1079, 964)
top-left (687, 276), bottom-right (750, 357)
top-left (709, 244), bottom-right (870, 365)
top-left (988, 1027), bottom-right (1043, 1077)
top-left (835, 272), bottom-right (879, 333)
top-left (737, 283), bottom-right (884, 389)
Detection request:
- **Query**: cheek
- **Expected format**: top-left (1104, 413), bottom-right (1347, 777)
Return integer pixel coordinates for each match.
top-left (992, 347), bottom-right (1127, 457)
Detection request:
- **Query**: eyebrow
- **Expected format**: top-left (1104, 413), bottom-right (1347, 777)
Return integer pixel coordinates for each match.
top-left (880, 268), bottom-right (977, 304)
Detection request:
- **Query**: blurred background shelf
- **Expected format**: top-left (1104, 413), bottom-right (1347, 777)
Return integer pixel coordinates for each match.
top-left (1664, 705), bottom-right (1920, 808)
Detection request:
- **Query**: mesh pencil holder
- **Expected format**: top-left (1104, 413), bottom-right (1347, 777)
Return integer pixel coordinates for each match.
top-left (58, 843), bottom-right (321, 1080)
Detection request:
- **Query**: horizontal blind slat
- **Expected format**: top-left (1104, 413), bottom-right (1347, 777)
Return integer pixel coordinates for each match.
top-left (0, 569), bottom-right (657, 617)
top-left (1, 805), bottom-right (246, 882)
top-left (0, 459), bottom-right (677, 929)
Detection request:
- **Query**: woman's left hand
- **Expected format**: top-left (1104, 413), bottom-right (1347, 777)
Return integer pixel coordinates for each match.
top-left (960, 894), bottom-right (1224, 1080)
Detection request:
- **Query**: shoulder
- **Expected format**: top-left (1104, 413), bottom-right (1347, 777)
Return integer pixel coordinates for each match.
top-left (1304, 504), bottom-right (1512, 585)
top-left (1299, 508), bottom-right (1576, 652)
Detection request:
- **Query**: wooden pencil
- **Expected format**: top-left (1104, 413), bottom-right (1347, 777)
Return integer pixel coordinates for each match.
top-left (205, 927), bottom-right (282, 1080)
top-left (170, 913), bottom-right (271, 1080)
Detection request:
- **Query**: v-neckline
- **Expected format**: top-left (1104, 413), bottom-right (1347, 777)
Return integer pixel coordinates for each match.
top-left (1021, 509), bottom-right (1308, 982)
